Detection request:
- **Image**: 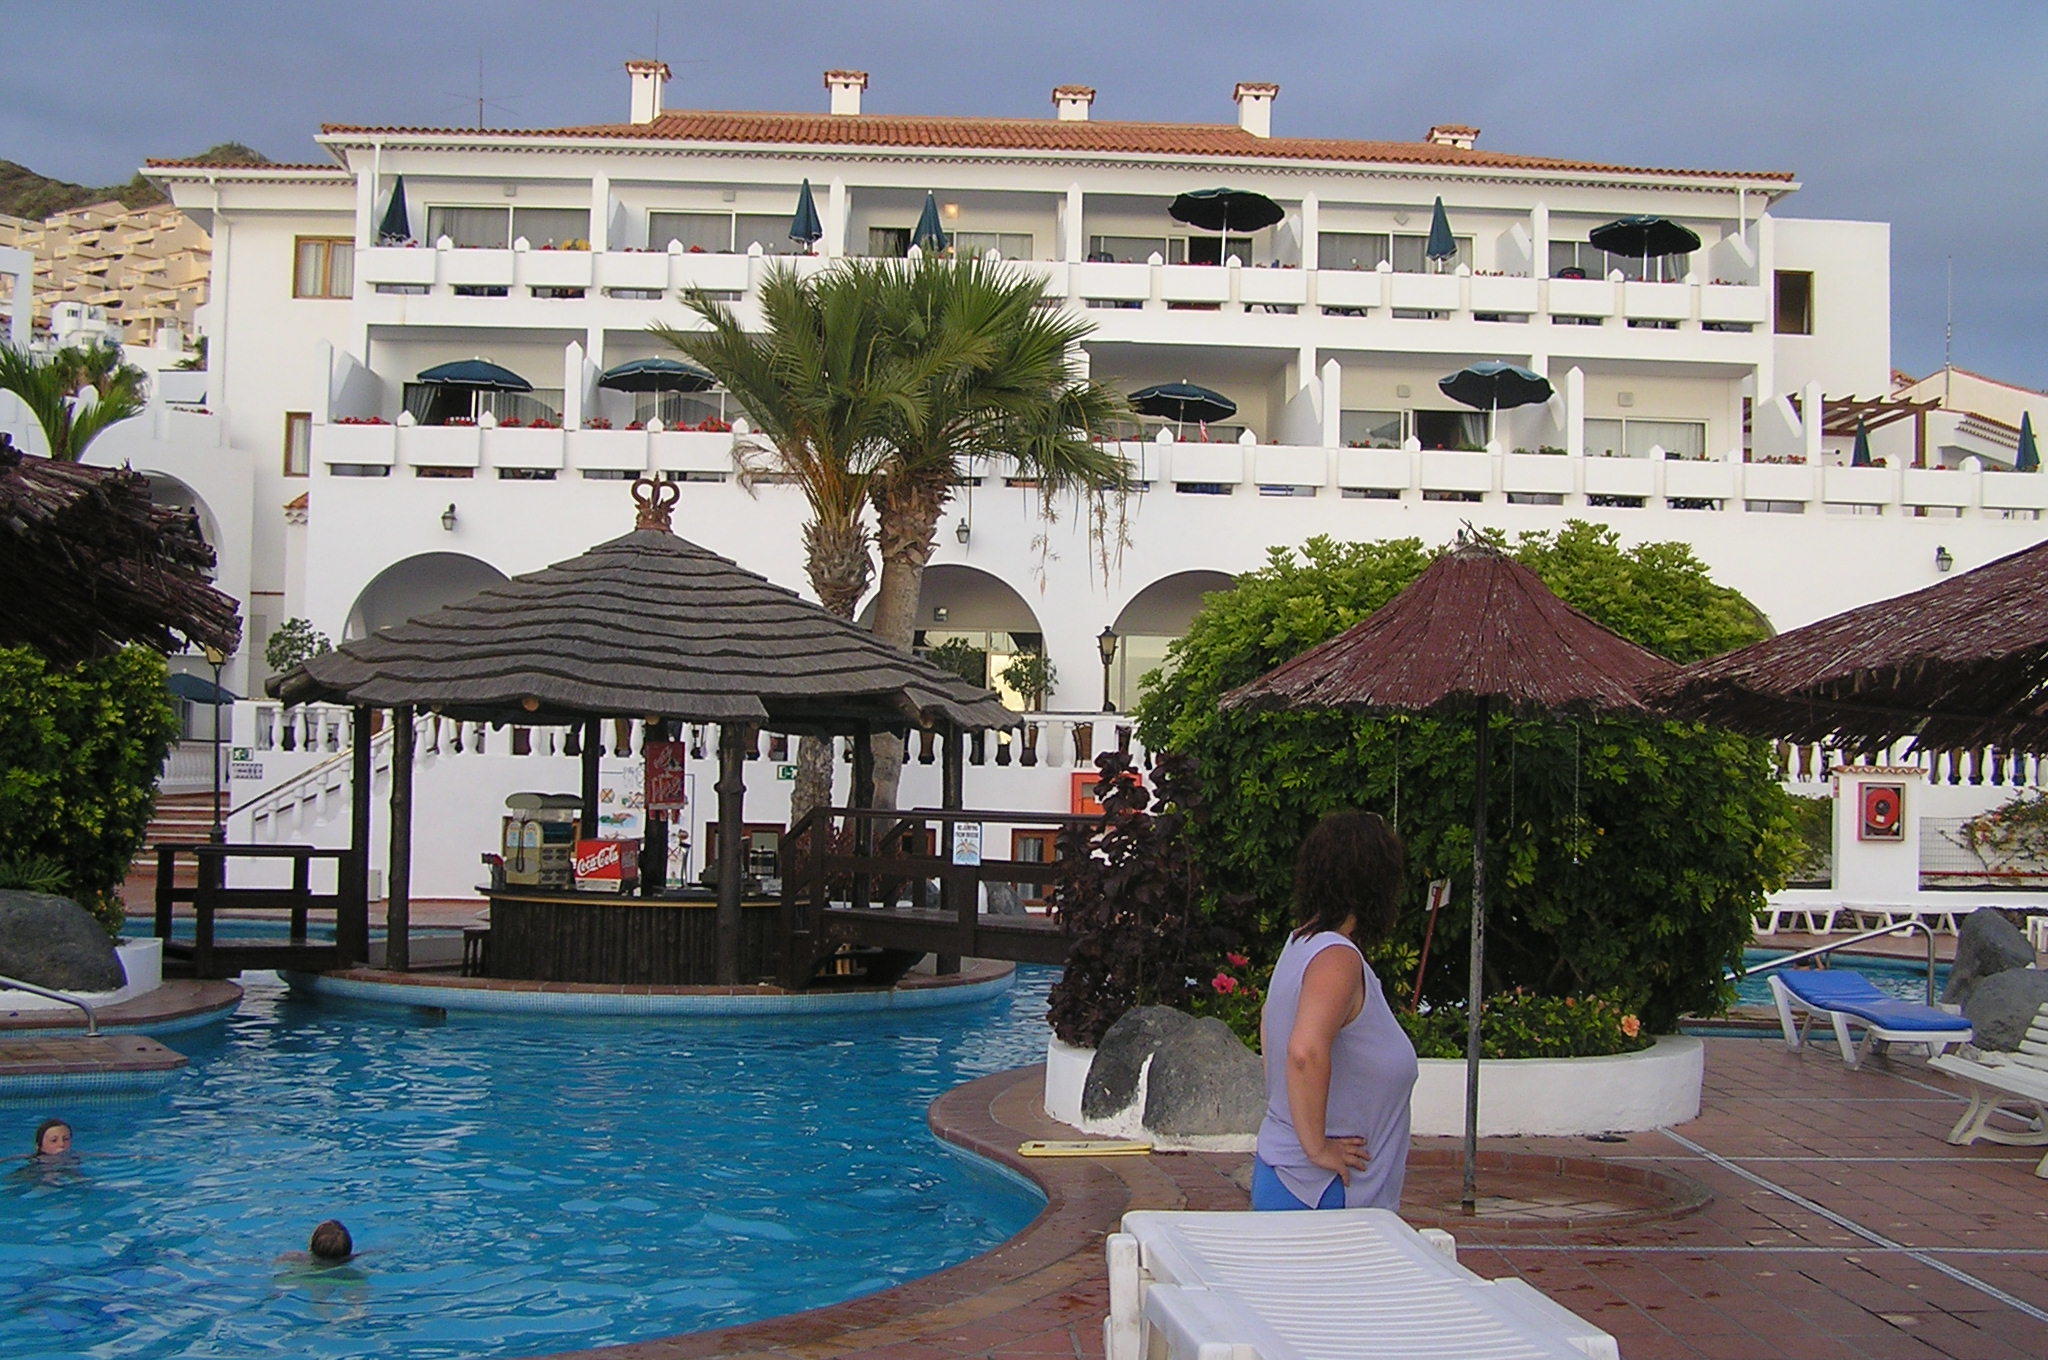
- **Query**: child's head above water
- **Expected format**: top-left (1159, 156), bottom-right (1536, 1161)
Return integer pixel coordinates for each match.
top-left (33, 1119), bottom-right (71, 1158)
top-left (309, 1220), bottom-right (354, 1263)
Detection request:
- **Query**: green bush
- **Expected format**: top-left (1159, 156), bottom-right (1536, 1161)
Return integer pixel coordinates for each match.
top-left (0, 645), bottom-right (180, 936)
top-left (264, 617), bottom-right (332, 675)
top-left (1136, 522), bottom-right (1799, 1032)
top-left (1784, 793), bottom-right (1833, 883)
top-left (1399, 990), bottom-right (1651, 1059)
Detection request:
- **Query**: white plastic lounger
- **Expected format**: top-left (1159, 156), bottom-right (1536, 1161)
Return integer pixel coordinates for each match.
top-left (1104, 1207), bottom-right (1618, 1360)
top-left (1768, 970), bottom-right (1971, 1069)
top-left (1929, 1000), bottom-right (2048, 1177)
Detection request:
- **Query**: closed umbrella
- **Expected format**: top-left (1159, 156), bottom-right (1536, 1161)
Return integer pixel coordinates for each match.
top-left (1588, 216), bottom-right (1702, 281)
top-left (1129, 380), bottom-right (1236, 434)
top-left (912, 192), bottom-right (949, 254)
top-left (789, 179), bottom-right (823, 251)
top-left (599, 357), bottom-right (715, 394)
top-left (1224, 540), bottom-right (1673, 1211)
top-left (1169, 187), bottom-right (1285, 235)
top-left (1439, 361), bottom-right (1554, 450)
top-left (1850, 417), bottom-right (1874, 467)
top-left (1425, 196), bottom-right (1457, 269)
top-left (2019, 413), bottom-right (2040, 473)
top-left (377, 177), bottom-right (411, 245)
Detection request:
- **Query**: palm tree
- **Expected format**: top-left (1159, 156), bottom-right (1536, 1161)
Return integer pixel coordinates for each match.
top-left (0, 343), bottom-right (145, 461)
top-left (863, 257), bottom-right (1128, 806)
top-left (652, 265), bottom-right (924, 823)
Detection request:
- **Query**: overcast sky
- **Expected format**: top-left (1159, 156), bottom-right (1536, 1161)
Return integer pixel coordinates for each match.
top-left (3, 0), bottom-right (2039, 383)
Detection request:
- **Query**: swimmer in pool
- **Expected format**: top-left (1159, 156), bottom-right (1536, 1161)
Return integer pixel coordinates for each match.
top-left (10, 1117), bottom-right (82, 1184)
top-left (32, 1118), bottom-right (72, 1159)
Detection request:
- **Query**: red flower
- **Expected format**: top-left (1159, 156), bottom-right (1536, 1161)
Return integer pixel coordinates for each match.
top-left (1211, 974), bottom-right (1238, 994)
top-left (1226, 952), bottom-right (1250, 968)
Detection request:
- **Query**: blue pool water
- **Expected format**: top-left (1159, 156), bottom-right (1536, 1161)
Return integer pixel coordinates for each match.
top-left (2, 969), bottom-right (1054, 1359)
top-left (1732, 949), bottom-right (1948, 1007)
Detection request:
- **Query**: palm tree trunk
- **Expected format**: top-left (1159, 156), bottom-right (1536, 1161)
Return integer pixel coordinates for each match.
top-left (868, 487), bottom-right (946, 809)
top-left (793, 516), bottom-right (874, 825)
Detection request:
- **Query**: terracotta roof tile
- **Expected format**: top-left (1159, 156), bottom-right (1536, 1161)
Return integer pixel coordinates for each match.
top-left (144, 160), bottom-right (343, 172)
top-left (318, 111), bottom-right (1794, 182)
top-left (283, 492), bottom-right (309, 511)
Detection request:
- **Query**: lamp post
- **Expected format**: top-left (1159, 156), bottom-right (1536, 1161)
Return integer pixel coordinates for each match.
top-left (203, 644), bottom-right (227, 842)
top-left (1097, 626), bottom-right (1119, 713)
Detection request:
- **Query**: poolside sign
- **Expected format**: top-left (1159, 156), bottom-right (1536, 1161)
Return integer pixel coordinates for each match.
top-left (644, 739), bottom-right (687, 812)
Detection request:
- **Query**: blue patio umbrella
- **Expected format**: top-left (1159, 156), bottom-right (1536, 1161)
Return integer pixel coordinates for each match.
top-left (168, 671), bottom-right (239, 704)
top-left (2019, 413), bottom-right (2041, 472)
top-left (599, 357), bottom-right (715, 394)
top-left (1129, 381), bottom-right (1237, 426)
top-left (789, 179), bottom-right (824, 249)
top-left (1438, 361), bottom-right (1553, 413)
top-left (1425, 196), bottom-right (1457, 266)
top-left (377, 176), bottom-right (411, 244)
top-left (1850, 417), bottom-right (1874, 467)
top-left (416, 359), bottom-right (532, 392)
top-left (912, 192), bottom-right (949, 254)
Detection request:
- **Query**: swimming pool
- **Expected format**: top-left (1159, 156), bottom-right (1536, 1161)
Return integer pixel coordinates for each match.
top-left (1732, 949), bottom-right (1948, 1007)
top-left (3, 969), bottom-right (1053, 1360)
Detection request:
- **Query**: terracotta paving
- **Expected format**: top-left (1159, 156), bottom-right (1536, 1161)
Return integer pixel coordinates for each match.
top-left (0, 978), bottom-right (241, 1033)
top-left (0, 1032), bottom-right (186, 1077)
top-left (541, 1036), bottom-right (2048, 1360)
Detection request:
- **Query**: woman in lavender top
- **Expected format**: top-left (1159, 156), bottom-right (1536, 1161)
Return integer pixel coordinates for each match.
top-left (1252, 811), bottom-right (1417, 1211)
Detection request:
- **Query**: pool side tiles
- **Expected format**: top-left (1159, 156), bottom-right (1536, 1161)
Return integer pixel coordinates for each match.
top-left (0, 979), bottom-right (242, 1038)
top-left (0, 1034), bottom-right (187, 1100)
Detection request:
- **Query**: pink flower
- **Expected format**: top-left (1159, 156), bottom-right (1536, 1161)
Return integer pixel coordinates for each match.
top-left (1212, 974), bottom-right (1239, 995)
top-left (1620, 1015), bottom-right (1642, 1039)
top-left (1226, 952), bottom-right (1250, 968)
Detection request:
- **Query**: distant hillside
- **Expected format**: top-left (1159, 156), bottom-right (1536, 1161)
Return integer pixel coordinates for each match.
top-left (0, 143), bottom-right (270, 220)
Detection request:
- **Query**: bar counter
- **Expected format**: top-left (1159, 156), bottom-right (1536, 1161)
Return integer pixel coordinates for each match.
top-left (479, 885), bottom-right (782, 985)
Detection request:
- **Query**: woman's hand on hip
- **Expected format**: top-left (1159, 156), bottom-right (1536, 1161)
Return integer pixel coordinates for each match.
top-left (1304, 1136), bottom-right (1370, 1182)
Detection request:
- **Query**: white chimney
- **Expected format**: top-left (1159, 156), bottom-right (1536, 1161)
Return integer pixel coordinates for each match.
top-left (1233, 81), bottom-right (1279, 138)
top-left (1052, 85), bottom-right (1096, 121)
top-left (825, 69), bottom-right (869, 116)
top-left (625, 59), bottom-right (669, 125)
top-left (1426, 124), bottom-right (1480, 150)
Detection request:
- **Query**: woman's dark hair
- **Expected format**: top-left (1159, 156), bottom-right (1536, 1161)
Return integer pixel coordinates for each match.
top-left (33, 1118), bottom-right (70, 1153)
top-left (309, 1220), bottom-right (354, 1262)
top-left (1291, 810), bottom-right (1405, 946)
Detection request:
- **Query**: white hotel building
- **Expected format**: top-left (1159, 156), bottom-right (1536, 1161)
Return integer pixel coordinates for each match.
top-left (13, 63), bottom-right (2045, 898)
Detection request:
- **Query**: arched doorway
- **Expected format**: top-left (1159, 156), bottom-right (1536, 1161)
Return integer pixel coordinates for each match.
top-left (346, 553), bottom-right (508, 639)
top-left (861, 564), bottom-right (1047, 709)
top-left (1109, 570), bottom-right (1237, 709)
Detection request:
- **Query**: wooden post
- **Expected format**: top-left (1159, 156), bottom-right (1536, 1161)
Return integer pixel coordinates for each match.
top-left (579, 718), bottom-right (601, 838)
top-left (851, 728), bottom-right (875, 912)
top-left (715, 722), bottom-right (748, 985)
top-left (641, 719), bottom-right (668, 895)
top-left (340, 705), bottom-right (374, 966)
top-left (941, 727), bottom-right (964, 810)
top-left (387, 704), bottom-right (415, 973)
top-left (937, 728), bottom-right (965, 976)
top-left (1462, 697), bottom-right (1489, 1214)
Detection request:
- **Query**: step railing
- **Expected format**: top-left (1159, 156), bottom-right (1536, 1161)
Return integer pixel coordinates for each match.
top-left (0, 975), bottom-right (99, 1033)
top-left (1728, 920), bottom-right (1940, 1005)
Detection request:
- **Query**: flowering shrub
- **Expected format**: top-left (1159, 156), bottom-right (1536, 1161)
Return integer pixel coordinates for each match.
top-left (582, 417), bottom-right (613, 430)
top-left (1189, 951), bottom-right (1269, 1046)
top-left (443, 417), bottom-right (476, 427)
top-left (334, 415), bottom-right (390, 425)
top-left (1950, 789), bottom-right (2048, 877)
top-left (1398, 990), bottom-right (1650, 1060)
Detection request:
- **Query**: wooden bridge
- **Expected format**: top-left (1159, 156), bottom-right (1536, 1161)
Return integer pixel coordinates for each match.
top-left (153, 843), bottom-right (358, 978)
top-left (779, 806), bottom-right (1094, 989)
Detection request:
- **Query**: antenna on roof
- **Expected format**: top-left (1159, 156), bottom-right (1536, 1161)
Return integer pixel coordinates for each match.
top-left (477, 46), bottom-right (486, 130)
top-left (1944, 254), bottom-right (1954, 402)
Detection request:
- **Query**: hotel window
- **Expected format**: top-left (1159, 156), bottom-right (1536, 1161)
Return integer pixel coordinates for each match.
top-left (735, 214), bottom-right (804, 255)
top-left (283, 411), bottom-right (311, 476)
top-left (1774, 270), bottom-right (1814, 334)
top-left (512, 208), bottom-right (589, 247)
top-left (1585, 418), bottom-right (1707, 459)
top-left (648, 211), bottom-right (730, 252)
top-left (1549, 240), bottom-right (1690, 282)
top-left (1087, 234), bottom-right (1186, 264)
top-left (1011, 829), bottom-right (1060, 906)
top-left (1339, 409), bottom-right (1403, 448)
top-left (1390, 233), bottom-right (1472, 274)
top-left (292, 237), bottom-right (353, 298)
top-left (425, 207), bottom-right (510, 249)
top-left (951, 231), bottom-right (1035, 261)
top-left (1318, 232), bottom-right (1391, 271)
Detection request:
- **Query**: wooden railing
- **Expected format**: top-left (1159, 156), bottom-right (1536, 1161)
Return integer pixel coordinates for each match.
top-left (153, 842), bottom-right (359, 978)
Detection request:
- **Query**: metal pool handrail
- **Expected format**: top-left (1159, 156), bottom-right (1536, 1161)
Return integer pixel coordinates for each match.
top-left (1727, 920), bottom-right (1941, 1005)
top-left (0, 975), bottom-right (100, 1034)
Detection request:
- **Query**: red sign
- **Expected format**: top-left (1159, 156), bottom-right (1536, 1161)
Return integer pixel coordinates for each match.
top-left (1859, 783), bottom-right (1905, 841)
top-left (645, 739), bottom-right (687, 813)
top-left (573, 838), bottom-right (639, 892)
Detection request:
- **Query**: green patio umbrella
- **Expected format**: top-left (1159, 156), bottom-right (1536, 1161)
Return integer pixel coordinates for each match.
top-left (912, 192), bottom-right (949, 254)
top-left (2019, 413), bottom-right (2040, 472)
top-left (1169, 187), bottom-right (1285, 234)
top-left (1850, 417), bottom-right (1874, 467)
top-left (1425, 197), bottom-right (1457, 268)
top-left (377, 177), bottom-right (411, 244)
top-left (789, 179), bottom-right (824, 250)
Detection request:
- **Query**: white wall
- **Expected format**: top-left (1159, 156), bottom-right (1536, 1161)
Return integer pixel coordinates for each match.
top-left (1767, 216), bottom-right (1891, 398)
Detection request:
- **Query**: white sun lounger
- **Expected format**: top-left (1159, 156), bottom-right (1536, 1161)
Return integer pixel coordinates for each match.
top-left (1104, 1207), bottom-right (1619, 1360)
top-left (1768, 970), bottom-right (1972, 1070)
top-left (1929, 1000), bottom-right (2048, 1178)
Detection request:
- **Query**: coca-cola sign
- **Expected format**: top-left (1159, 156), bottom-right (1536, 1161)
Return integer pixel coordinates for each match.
top-left (573, 838), bottom-right (635, 891)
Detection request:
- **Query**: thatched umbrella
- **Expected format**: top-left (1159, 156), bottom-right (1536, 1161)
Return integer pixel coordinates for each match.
top-left (1222, 539), bottom-right (1673, 1209)
top-left (1652, 537), bottom-right (2048, 752)
top-left (0, 434), bottom-right (241, 664)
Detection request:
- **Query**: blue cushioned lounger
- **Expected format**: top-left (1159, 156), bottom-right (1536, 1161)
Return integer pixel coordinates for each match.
top-left (1770, 969), bottom-right (1971, 1069)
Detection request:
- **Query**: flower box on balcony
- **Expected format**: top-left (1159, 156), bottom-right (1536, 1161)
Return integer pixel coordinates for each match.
top-left (1470, 275), bottom-right (1539, 313)
top-left (1582, 456), bottom-right (1657, 497)
top-left (672, 253), bottom-right (752, 293)
top-left (1238, 267), bottom-right (1307, 308)
top-left (1251, 446), bottom-right (1327, 487)
top-left (650, 429), bottom-right (738, 475)
top-left (1546, 277), bottom-right (1615, 318)
top-left (399, 424), bottom-right (482, 469)
top-left (317, 422), bottom-right (398, 468)
top-left (1742, 462), bottom-right (1817, 502)
top-left (1314, 269), bottom-right (1383, 311)
top-left (1822, 466), bottom-right (1894, 505)
top-left (1335, 447), bottom-right (1411, 492)
top-left (1387, 272), bottom-right (1459, 313)
top-left (567, 428), bottom-right (648, 472)
top-left (1623, 280), bottom-right (1691, 322)
top-left (360, 246), bottom-right (436, 288)
top-left (1168, 444), bottom-right (1244, 485)
top-left (488, 426), bottom-right (566, 470)
top-left (1157, 264), bottom-right (1231, 305)
top-left (1501, 452), bottom-right (1573, 495)
top-left (518, 250), bottom-right (594, 290)
top-left (440, 249), bottom-right (515, 289)
top-left (1662, 459), bottom-right (1737, 501)
top-left (1418, 450), bottom-right (1492, 493)
top-left (1699, 283), bottom-right (1767, 326)
top-left (1980, 471), bottom-right (2048, 511)
top-left (597, 251), bottom-right (670, 291)
top-left (1070, 260), bottom-right (1150, 302)
top-left (1901, 467), bottom-right (1972, 509)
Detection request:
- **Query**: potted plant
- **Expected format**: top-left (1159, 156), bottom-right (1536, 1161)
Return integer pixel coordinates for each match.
top-left (998, 651), bottom-right (1057, 710)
